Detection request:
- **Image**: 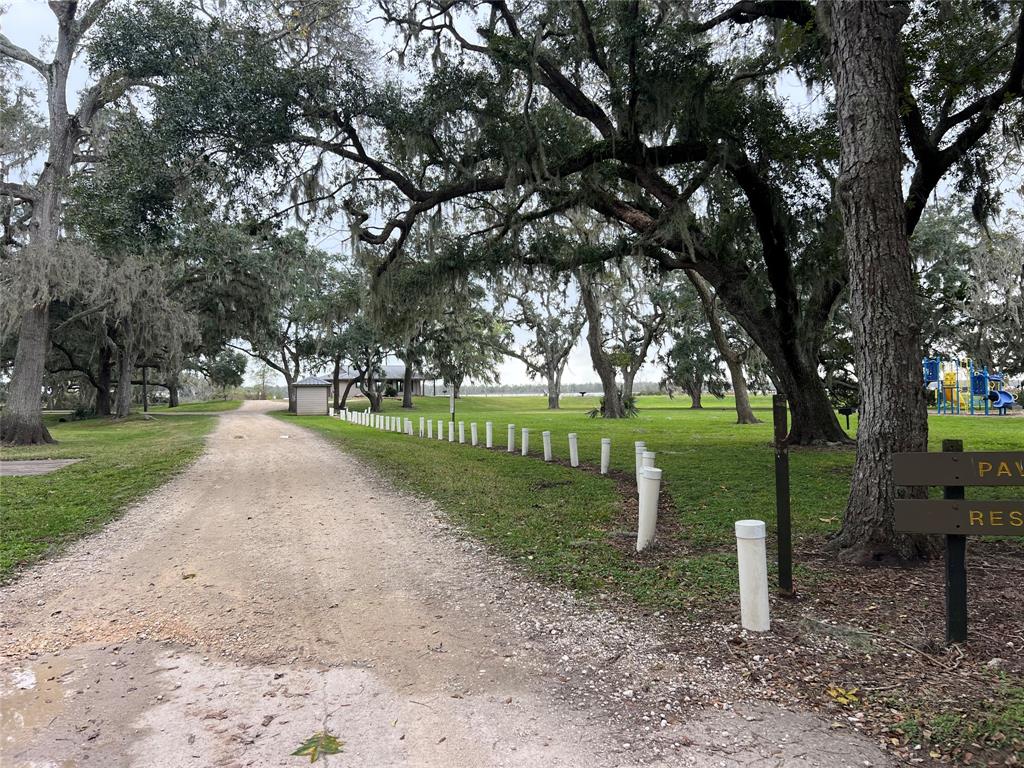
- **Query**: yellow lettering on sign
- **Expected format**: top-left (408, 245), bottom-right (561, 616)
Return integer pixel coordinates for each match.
top-left (1010, 510), bottom-right (1023, 527)
top-left (977, 461), bottom-right (993, 477)
top-left (990, 511), bottom-right (1004, 526)
top-left (997, 462), bottom-right (1012, 478)
top-left (1017, 461), bottom-right (1024, 475)
top-left (969, 510), bottom-right (984, 526)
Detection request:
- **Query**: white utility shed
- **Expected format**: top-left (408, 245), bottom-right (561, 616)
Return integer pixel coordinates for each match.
top-left (293, 376), bottom-right (331, 415)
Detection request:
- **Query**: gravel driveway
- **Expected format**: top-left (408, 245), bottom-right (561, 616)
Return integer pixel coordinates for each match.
top-left (0, 401), bottom-right (891, 767)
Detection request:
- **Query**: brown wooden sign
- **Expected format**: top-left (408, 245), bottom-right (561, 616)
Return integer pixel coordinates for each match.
top-left (894, 499), bottom-right (1024, 536)
top-left (892, 451), bottom-right (1024, 487)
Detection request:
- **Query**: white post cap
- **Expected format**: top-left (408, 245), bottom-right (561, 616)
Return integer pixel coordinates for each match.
top-left (640, 467), bottom-right (662, 480)
top-left (568, 432), bottom-right (577, 439)
top-left (634, 441), bottom-right (646, 448)
top-left (642, 451), bottom-right (656, 460)
top-left (735, 519), bottom-right (766, 539)
top-left (601, 438), bottom-right (611, 444)
top-left (543, 430), bottom-right (551, 436)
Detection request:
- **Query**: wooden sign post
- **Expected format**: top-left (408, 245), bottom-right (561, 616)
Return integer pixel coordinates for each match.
top-left (893, 444), bottom-right (1024, 644)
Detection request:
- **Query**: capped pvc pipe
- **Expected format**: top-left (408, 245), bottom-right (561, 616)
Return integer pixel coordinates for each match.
top-left (568, 433), bottom-right (579, 467)
top-left (406, 418), bottom-right (413, 435)
top-left (486, 421), bottom-right (494, 448)
top-left (521, 428), bottom-right (530, 456)
top-left (427, 419), bottom-right (433, 439)
top-left (448, 421), bottom-right (455, 442)
top-left (542, 431), bottom-right (552, 461)
top-left (471, 422), bottom-right (478, 446)
top-left (634, 441), bottom-right (646, 484)
top-left (419, 416), bottom-right (425, 437)
top-left (735, 520), bottom-right (770, 632)
top-left (600, 438), bottom-right (611, 474)
top-left (437, 420), bottom-right (444, 440)
top-left (642, 450), bottom-right (655, 470)
top-left (636, 466), bottom-right (662, 552)
top-left (458, 421), bottom-right (465, 444)
top-left (507, 424), bottom-right (515, 452)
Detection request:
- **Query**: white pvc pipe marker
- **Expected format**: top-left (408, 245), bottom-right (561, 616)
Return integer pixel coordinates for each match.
top-left (634, 441), bottom-right (646, 484)
top-left (486, 421), bottom-right (494, 448)
top-left (735, 520), bottom-right (770, 632)
top-left (507, 424), bottom-right (515, 452)
top-left (521, 428), bottom-right (530, 456)
top-left (471, 422), bottom-right (478, 446)
top-left (448, 421), bottom-right (455, 443)
top-left (600, 438), bottom-right (611, 474)
top-left (458, 421), bottom-right (465, 444)
top-left (427, 419), bottom-right (433, 439)
top-left (636, 466), bottom-right (662, 552)
top-left (542, 431), bottom-right (552, 461)
top-left (437, 420), bottom-right (444, 440)
top-left (568, 433), bottom-right (579, 467)
top-left (419, 416), bottom-right (425, 437)
top-left (642, 450), bottom-right (656, 471)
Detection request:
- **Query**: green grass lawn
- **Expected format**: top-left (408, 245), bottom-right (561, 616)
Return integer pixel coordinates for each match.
top-left (148, 399), bottom-right (243, 413)
top-left (0, 414), bottom-right (216, 579)
top-left (279, 394), bottom-right (1023, 609)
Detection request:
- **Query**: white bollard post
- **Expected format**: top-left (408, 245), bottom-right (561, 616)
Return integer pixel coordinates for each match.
top-left (542, 431), bottom-right (552, 461)
top-left (486, 421), bottom-right (494, 448)
top-left (448, 421), bottom-right (455, 443)
top-left (406, 418), bottom-right (413, 435)
top-left (600, 438), bottom-right (611, 474)
top-left (642, 450), bottom-right (656, 472)
top-left (419, 416), bottom-right (425, 437)
top-left (634, 441), bottom-right (646, 484)
top-left (471, 422), bottom-right (479, 446)
top-left (437, 420), bottom-right (444, 440)
top-left (735, 520), bottom-right (770, 632)
top-left (507, 424), bottom-right (515, 452)
top-left (568, 433), bottom-right (579, 467)
top-left (636, 467), bottom-right (662, 552)
top-left (521, 428), bottom-right (530, 456)
top-left (459, 421), bottom-right (466, 444)
top-left (427, 419), bottom-right (433, 439)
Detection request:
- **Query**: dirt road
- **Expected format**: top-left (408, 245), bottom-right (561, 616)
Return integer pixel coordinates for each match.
top-left (1, 401), bottom-right (891, 767)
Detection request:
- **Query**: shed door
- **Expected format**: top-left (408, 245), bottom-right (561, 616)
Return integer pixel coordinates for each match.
top-left (295, 386), bottom-right (327, 415)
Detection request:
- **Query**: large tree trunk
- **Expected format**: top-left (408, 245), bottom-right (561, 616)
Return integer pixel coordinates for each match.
top-left (114, 344), bottom-right (136, 418)
top-left (578, 271), bottom-right (625, 418)
top-left (829, 2), bottom-right (932, 562)
top-left (167, 371), bottom-right (180, 408)
top-left (688, 385), bottom-right (703, 409)
top-left (340, 378), bottom-right (357, 409)
top-left (688, 271), bottom-right (761, 425)
top-left (95, 344), bottom-right (113, 416)
top-left (332, 355), bottom-right (343, 412)
top-left (725, 358), bottom-right (759, 424)
top-left (401, 354), bottom-right (414, 408)
top-left (1, 304), bottom-right (55, 444)
top-left (546, 365), bottom-right (561, 409)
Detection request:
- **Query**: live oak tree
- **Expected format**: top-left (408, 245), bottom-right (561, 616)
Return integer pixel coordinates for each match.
top-left (296, 0), bottom-right (851, 442)
top-left (491, 267), bottom-right (585, 409)
top-left (0, 0), bottom-right (204, 443)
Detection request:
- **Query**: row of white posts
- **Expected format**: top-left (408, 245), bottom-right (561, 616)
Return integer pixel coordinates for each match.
top-left (335, 406), bottom-right (769, 632)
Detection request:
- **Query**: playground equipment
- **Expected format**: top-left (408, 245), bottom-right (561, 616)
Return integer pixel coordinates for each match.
top-left (922, 356), bottom-right (1018, 415)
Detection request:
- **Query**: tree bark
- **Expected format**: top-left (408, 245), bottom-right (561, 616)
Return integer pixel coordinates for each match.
top-left (95, 344), bottom-right (113, 416)
top-left (1, 304), bottom-right (55, 444)
top-left (689, 386), bottom-right (703, 409)
top-left (578, 271), bottom-right (625, 418)
top-left (332, 355), bottom-right (343, 412)
top-left (114, 344), bottom-right (136, 418)
top-left (340, 378), bottom-right (357, 409)
top-left (724, 357), bottom-right (759, 424)
top-left (401, 353), bottom-right (415, 408)
top-left (167, 371), bottom-right (180, 408)
top-left (688, 270), bottom-right (761, 424)
top-left (546, 365), bottom-right (561, 409)
top-left (828, 1), bottom-right (933, 561)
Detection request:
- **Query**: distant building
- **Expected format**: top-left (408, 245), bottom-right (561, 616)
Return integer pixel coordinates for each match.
top-left (333, 364), bottom-right (433, 398)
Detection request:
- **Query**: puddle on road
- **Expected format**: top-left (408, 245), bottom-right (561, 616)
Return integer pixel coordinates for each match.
top-left (1, 657), bottom-right (73, 763)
